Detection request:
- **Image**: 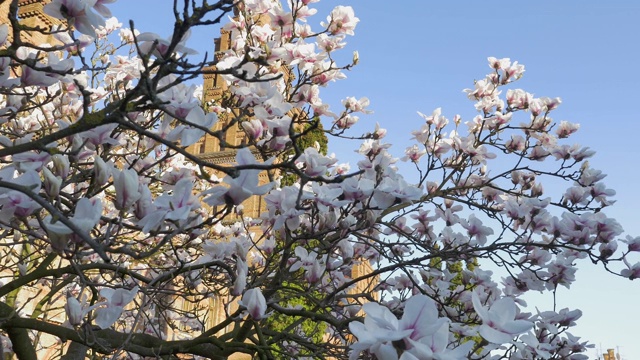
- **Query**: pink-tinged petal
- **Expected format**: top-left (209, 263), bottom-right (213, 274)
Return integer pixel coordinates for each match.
top-left (44, 216), bottom-right (73, 235)
top-left (348, 322), bottom-right (376, 345)
top-left (94, 305), bottom-right (123, 329)
top-left (180, 128), bottom-right (203, 147)
top-left (94, 286), bottom-right (138, 328)
top-left (43, 168), bottom-right (62, 198)
top-left (241, 119), bottom-right (264, 140)
top-left (373, 343), bottom-right (399, 360)
top-left (226, 185), bottom-right (253, 205)
top-left (501, 319), bottom-right (534, 335)
top-left (73, 17), bottom-right (98, 37)
top-left (94, 157), bottom-right (112, 186)
top-left (428, 321), bottom-right (450, 353)
top-left (138, 210), bottom-right (168, 234)
top-left (236, 147), bottom-right (255, 166)
top-left (65, 297), bottom-right (83, 326)
top-left (109, 287), bottom-right (138, 307)
top-left (487, 297), bottom-right (517, 325)
top-left (399, 352), bottom-right (420, 360)
top-left (114, 169), bottom-right (141, 210)
top-left (203, 148), bottom-right (274, 206)
top-left (166, 206), bottom-right (190, 222)
top-left (252, 182), bottom-right (273, 196)
top-left (362, 302), bottom-right (399, 331)
top-left (240, 288), bottom-right (267, 320)
top-left (93, 0), bottom-right (116, 17)
top-left (135, 32), bottom-right (161, 42)
top-left (478, 325), bottom-right (515, 345)
top-left (399, 295), bottom-right (443, 340)
top-left (472, 292), bottom-right (533, 344)
top-left (181, 107), bottom-right (216, 146)
top-left (99, 288), bottom-right (115, 302)
top-left (471, 291), bottom-right (489, 321)
top-left (202, 187), bottom-right (229, 207)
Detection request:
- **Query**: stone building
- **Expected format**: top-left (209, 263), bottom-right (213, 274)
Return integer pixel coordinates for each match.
top-left (0, 3), bottom-right (64, 359)
top-left (0, 2), bottom-right (378, 357)
top-left (187, 11), bottom-right (379, 358)
top-left (0, 0), bottom-right (60, 45)
top-left (601, 348), bottom-right (621, 360)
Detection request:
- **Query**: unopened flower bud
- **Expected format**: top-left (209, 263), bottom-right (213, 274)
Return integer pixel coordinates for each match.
top-left (43, 168), bottom-right (62, 198)
top-left (65, 297), bottom-right (84, 326)
top-left (52, 154), bottom-right (70, 178)
top-left (240, 288), bottom-right (267, 320)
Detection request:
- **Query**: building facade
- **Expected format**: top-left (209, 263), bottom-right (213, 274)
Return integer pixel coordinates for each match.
top-left (0, 0), bottom-right (60, 45)
top-left (188, 11), bottom-right (380, 358)
top-left (0, 2), bottom-right (378, 358)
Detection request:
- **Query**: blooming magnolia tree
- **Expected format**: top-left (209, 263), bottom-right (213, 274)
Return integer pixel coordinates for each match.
top-left (0, 0), bottom-right (638, 359)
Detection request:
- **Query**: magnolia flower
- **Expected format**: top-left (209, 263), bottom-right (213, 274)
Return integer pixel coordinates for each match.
top-left (12, 151), bottom-right (51, 172)
top-left (400, 295), bottom-right (450, 341)
top-left (239, 288), bottom-right (267, 320)
top-left (80, 123), bottom-right (120, 148)
top-left (305, 259), bottom-right (325, 283)
top-left (623, 235), bottom-right (640, 252)
top-left (44, 197), bottom-right (103, 237)
top-left (93, 0), bottom-right (116, 18)
top-left (204, 148), bottom-right (274, 207)
top-left (299, 147), bottom-right (337, 177)
top-left (52, 154), bottom-right (70, 178)
top-left (402, 144), bottom-right (426, 163)
top-left (460, 214), bottom-right (494, 245)
top-left (19, 60), bottom-right (62, 87)
top-left (94, 156), bottom-right (112, 186)
top-left (324, 6), bottom-right (359, 36)
top-left (399, 322), bottom-right (474, 360)
top-left (556, 120), bottom-right (580, 138)
top-left (342, 96), bottom-right (372, 114)
top-left (488, 56), bottom-right (511, 70)
top-left (472, 292), bottom-right (533, 344)
top-left (43, 168), bottom-right (62, 198)
top-left (114, 168), bottom-right (141, 211)
top-left (44, 0), bottom-right (106, 37)
top-left (119, 27), bottom-right (140, 44)
top-left (134, 186), bottom-right (155, 220)
top-left (137, 177), bottom-right (198, 233)
top-left (231, 259), bottom-right (248, 296)
top-left (180, 106), bottom-right (217, 146)
top-left (621, 260), bottom-right (640, 280)
top-left (0, 170), bottom-right (42, 218)
top-left (241, 119), bottom-right (264, 140)
top-left (65, 296), bottom-right (96, 327)
top-left (349, 295), bottom-right (448, 360)
top-left (52, 24), bottom-right (95, 52)
top-left (137, 30), bottom-right (197, 58)
top-left (65, 297), bottom-right (85, 326)
top-left (94, 286), bottom-right (139, 329)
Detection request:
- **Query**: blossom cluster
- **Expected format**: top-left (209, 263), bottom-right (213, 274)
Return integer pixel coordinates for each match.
top-left (0, 0), bottom-right (637, 359)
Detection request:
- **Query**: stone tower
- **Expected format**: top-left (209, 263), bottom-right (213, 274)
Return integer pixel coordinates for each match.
top-left (186, 13), bottom-right (271, 227)
top-left (602, 348), bottom-right (621, 360)
top-left (0, 3), bottom-right (378, 356)
top-left (189, 9), bottom-right (378, 353)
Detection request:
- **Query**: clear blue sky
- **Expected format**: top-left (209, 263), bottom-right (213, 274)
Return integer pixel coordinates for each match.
top-left (110, 1), bottom-right (640, 359)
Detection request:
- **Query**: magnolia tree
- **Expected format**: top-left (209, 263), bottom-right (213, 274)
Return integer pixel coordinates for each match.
top-left (0, 0), bottom-right (638, 359)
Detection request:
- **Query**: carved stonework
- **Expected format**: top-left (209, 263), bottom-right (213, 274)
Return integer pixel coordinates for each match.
top-left (187, 12), bottom-right (379, 354)
top-left (0, 0), bottom-right (61, 45)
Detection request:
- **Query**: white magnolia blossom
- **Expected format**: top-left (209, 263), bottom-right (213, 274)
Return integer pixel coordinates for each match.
top-left (0, 1), bottom-right (635, 359)
top-left (94, 287), bottom-right (139, 329)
